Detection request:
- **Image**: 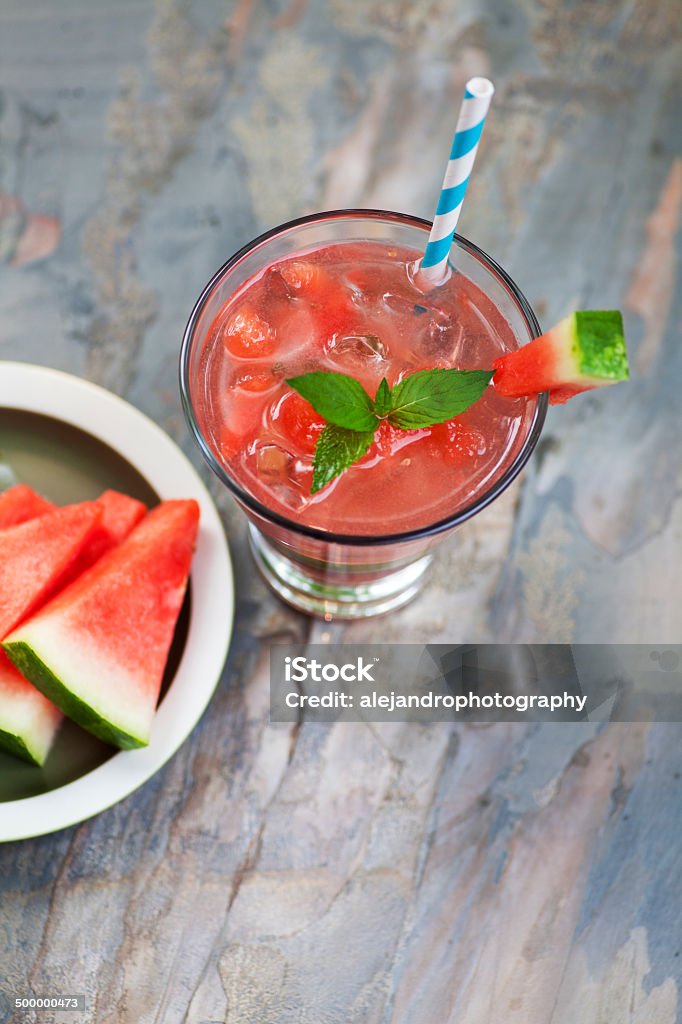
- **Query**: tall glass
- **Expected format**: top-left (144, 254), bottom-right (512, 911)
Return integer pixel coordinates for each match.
top-left (180, 210), bottom-right (546, 619)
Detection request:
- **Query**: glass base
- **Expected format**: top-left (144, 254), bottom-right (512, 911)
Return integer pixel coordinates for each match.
top-left (248, 526), bottom-right (432, 620)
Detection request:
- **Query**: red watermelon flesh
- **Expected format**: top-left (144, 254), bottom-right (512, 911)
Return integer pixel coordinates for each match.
top-left (0, 502), bottom-right (101, 639)
top-left (64, 490), bottom-right (147, 584)
top-left (0, 484), bottom-right (54, 531)
top-left (0, 491), bottom-right (65, 766)
top-left (3, 500), bottom-right (200, 749)
top-left (0, 650), bottom-right (63, 765)
top-left (547, 384), bottom-right (594, 405)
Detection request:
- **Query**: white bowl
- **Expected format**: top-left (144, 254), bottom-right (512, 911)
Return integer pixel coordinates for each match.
top-left (0, 362), bottom-right (233, 841)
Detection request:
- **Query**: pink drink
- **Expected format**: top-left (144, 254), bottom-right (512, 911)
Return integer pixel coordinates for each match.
top-left (181, 211), bottom-right (545, 618)
top-left (197, 241), bottom-right (531, 535)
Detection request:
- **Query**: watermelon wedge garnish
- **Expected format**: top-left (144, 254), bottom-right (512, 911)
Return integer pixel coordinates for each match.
top-left (278, 259), bottom-right (359, 338)
top-left (0, 484), bottom-right (53, 530)
top-left (492, 310), bottom-right (629, 405)
top-left (0, 501), bottom-right (101, 638)
top-left (3, 500), bottom-right (200, 750)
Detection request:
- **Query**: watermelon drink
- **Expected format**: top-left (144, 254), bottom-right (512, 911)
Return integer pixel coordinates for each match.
top-left (181, 211), bottom-right (546, 618)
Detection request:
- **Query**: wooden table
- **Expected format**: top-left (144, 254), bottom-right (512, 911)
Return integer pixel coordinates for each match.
top-left (1, 2), bottom-right (680, 1021)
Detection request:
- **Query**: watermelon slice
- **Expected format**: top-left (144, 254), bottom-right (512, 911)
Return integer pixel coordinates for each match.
top-left (0, 484), bottom-right (53, 530)
top-left (0, 491), bottom-right (72, 766)
top-left (0, 491), bottom-right (145, 766)
top-left (0, 502), bottom-right (101, 638)
top-left (492, 311), bottom-right (629, 405)
top-left (65, 489), bottom-right (147, 583)
top-left (3, 500), bottom-right (200, 750)
top-left (0, 651), bottom-right (63, 765)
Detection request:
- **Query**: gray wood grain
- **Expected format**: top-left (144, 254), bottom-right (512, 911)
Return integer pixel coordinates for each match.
top-left (0, 1), bottom-right (680, 1022)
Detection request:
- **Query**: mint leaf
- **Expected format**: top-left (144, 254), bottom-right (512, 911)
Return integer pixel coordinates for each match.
top-left (286, 371), bottom-right (378, 431)
top-left (374, 377), bottom-right (392, 417)
top-left (388, 368), bottom-right (493, 429)
top-left (287, 365), bottom-right (494, 492)
top-left (312, 424), bottom-right (375, 493)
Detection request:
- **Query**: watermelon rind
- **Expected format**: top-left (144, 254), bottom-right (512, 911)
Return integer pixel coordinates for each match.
top-left (0, 658), bottom-right (63, 766)
top-left (572, 311), bottom-right (629, 381)
top-left (2, 640), bottom-right (148, 750)
top-left (0, 725), bottom-right (44, 767)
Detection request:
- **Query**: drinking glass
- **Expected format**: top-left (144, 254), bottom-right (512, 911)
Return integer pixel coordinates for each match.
top-left (180, 210), bottom-right (547, 620)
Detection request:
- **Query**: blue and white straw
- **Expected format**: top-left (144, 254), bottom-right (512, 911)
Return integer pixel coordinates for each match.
top-left (420, 77), bottom-right (495, 285)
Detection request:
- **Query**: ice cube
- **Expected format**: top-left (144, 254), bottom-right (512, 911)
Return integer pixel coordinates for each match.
top-left (262, 453), bottom-right (314, 512)
top-left (255, 444), bottom-right (293, 484)
top-left (382, 291), bottom-right (451, 329)
top-left (327, 333), bottom-right (388, 367)
top-left (291, 457), bottom-right (314, 493)
top-left (381, 291), bottom-right (420, 319)
top-left (420, 317), bottom-right (465, 367)
top-left (263, 265), bottom-right (292, 303)
top-left (253, 445), bottom-right (315, 509)
top-left (341, 269), bottom-right (376, 310)
top-left (382, 291), bottom-right (464, 368)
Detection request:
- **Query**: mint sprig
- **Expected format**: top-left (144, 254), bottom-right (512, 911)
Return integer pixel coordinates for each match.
top-left (287, 364), bottom-right (493, 493)
top-left (285, 371), bottom-right (378, 431)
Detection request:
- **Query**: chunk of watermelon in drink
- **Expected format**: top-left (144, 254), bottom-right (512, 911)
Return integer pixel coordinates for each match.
top-left (428, 419), bottom-right (488, 465)
top-left (271, 390), bottom-right (325, 456)
top-left (279, 259), bottom-right (359, 339)
top-left (279, 260), bottom-right (334, 298)
top-left (233, 370), bottom-right (279, 393)
top-left (222, 306), bottom-right (276, 358)
top-left (370, 421), bottom-right (430, 460)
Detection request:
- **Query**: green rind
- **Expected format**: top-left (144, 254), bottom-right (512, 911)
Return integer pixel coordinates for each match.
top-left (570, 311), bottom-right (629, 381)
top-left (0, 725), bottom-right (43, 766)
top-left (2, 641), bottom-right (148, 751)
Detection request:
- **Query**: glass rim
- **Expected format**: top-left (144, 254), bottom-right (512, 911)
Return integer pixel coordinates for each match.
top-left (179, 208), bottom-right (548, 548)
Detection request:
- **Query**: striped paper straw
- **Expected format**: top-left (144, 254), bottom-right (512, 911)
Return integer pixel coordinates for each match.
top-left (420, 77), bottom-right (495, 285)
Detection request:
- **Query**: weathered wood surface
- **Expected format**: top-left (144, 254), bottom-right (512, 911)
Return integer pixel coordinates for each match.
top-left (0, 1), bottom-right (681, 1022)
